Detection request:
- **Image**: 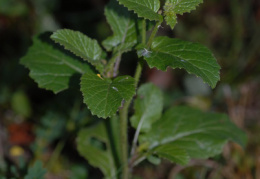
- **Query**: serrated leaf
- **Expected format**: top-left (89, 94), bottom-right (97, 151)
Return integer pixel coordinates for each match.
top-left (130, 83), bottom-right (163, 132)
top-left (140, 106), bottom-right (247, 165)
top-left (166, 0), bottom-right (203, 14)
top-left (24, 160), bottom-right (47, 179)
top-left (51, 29), bottom-right (104, 72)
top-left (80, 73), bottom-right (135, 118)
top-left (117, 0), bottom-right (163, 21)
top-left (163, 0), bottom-right (203, 29)
top-left (144, 36), bottom-right (220, 88)
top-left (20, 33), bottom-right (92, 94)
top-left (164, 11), bottom-right (177, 29)
top-left (103, 0), bottom-right (140, 52)
top-left (77, 122), bottom-right (117, 178)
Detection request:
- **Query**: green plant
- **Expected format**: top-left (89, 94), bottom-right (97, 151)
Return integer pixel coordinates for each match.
top-left (20, 0), bottom-right (246, 178)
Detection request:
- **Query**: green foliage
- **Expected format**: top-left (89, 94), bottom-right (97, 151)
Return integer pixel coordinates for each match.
top-left (164, 12), bottom-right (177, 29)
top-left (77, 122), bottom-right (118, 178)
top-left (51, 29), bottom-right (105, 72)
top-left (139, 106), bottom-right (247, 165)
top-left (130, 83), bottom-right (163, 132)
top-left (143, 36), bottom-right (220, 88)
top-left (117, 0), bottom-right (163, 21)
top-left (81, 73), bottom-right (135, 118)
top-left (103, 0), bottom-right (141, 52)
top-left (164, 0), bottom-right (203, 29)
top-left (20, 34), bottom-right (92, 93)
top-left (24, 161), bottom-right (47, 179)
top-left (153, 145), bottom-right (189, 165)
top-left (165, 0), bottom-right (203, 14)
top-left (19, 0), bottom-right (247, 178)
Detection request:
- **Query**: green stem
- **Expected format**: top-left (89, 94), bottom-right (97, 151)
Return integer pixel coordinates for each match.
top-left (134, 60), bottom-right (144, 87)
top-left (142, 20), bottom-right (146, 44)
top-left (119, 60), bottom-right (144, 179)
top-left (105, 51), bottom-right (121, 77)
top-left (113, 54), bottom-right (122, 77)
top-left (119, 100), bottom-right (130, 179)
top-left (119, 20), bottom-right (160, 179)
top-left (146, 21), bottom-right (161, 49)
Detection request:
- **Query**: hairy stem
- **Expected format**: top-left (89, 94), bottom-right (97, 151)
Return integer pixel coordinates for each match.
top-left (119, 59), bottom-right (144, 179)
top-left (119, 100), bottom-right (130, 179)
top-left (105, 52), bottom-right (121, 77)
top-left (113, 54), bottom-right (122, 77)
top-left (129, 21), bottom-right (161, 168)
top-left (142, 20), bottom-right (146, 44)
top-left (146, 21), bottom-right (161, 49)
top-left (119, 20), bottom-right (159, 179)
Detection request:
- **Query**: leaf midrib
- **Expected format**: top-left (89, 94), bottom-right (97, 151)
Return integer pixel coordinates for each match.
top-left (150, 51), bottom-right (216, 86)
top-left (149, 124), bottom-right (233, 150)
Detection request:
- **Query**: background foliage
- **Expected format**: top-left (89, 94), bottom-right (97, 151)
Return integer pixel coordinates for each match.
top-left (0, 0), bottom-right (260, 178)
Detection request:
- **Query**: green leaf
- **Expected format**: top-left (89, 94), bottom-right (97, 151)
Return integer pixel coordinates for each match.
top-left (163, 0), bottom-right (203, 29)
top-left (77, 122), bottom-right (117, 178)
top-left (164, 10), bottom-right (177, 29)
top-left (140, 106), bottom-right (247, 165)
top-left (24, 160), bottom-right (47, 179)
top-left (130, 83), bottom-right (163, 132)
top-left (51, 29), bottom-right (104, 72)
top-left (165, 0), bottom-right (203, 15)
top-left (117, 0), bottom-right (163, 21)
top-left (153, 145), bottom-right (189, 165)
top-left (20, 33), bottom-right (92, 94)
top-left (80, 73), bottom-right (135, 118)
top-left (144, 36), bottom-right (220, 88)
top-left (147, 155), bottom-right (161, 165)
top-left (103, 0), bottom-right (140, 52)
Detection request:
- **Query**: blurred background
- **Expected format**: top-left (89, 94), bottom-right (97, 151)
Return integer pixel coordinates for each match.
top-left (0, 0), bottom-right (259, 178)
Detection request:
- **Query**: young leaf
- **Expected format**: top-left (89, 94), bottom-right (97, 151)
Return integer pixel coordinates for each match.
top-left (164, 0), bottom-right (203, 29)
top-left (130, 83), bottom-right (163, 132)
top-left (140, 106), bottom-right (247, 165)
top-left (143, 36), bottom-right (220, 88)
top-left (20, 33), bottom-right (92, 94)
top-left (103, 0), bottom-right (140, 52)
top-left (24, 160), bottom-right (47, 179)
top-left (80, 73), bottom-right (135, 118)
top-left (117, 0), bottom-right (163, 21)
top-left (166, 0), bottom-right (203, 15)
top-left (77, 122), bottom-right (117, 178)
top-left (51, 29), bottom-right (104, 72)
top-left (164, 10), bottom-right (177, 29)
